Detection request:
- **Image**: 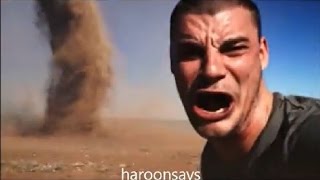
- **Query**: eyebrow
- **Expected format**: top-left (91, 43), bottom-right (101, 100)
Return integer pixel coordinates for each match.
top-left (172, 33), bottom-right (202, 45)
top-left (172, 35), bottom-right (250, 48)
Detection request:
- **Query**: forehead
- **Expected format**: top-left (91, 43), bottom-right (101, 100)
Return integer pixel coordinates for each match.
top-left (172, 7), bottom-right (258, 43)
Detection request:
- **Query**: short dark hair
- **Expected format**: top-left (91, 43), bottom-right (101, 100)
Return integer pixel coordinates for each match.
top-left (170, 0), bottom-right (262, 40)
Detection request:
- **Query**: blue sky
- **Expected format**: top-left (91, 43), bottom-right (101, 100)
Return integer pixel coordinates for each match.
top-left (1, 0), bottom-right (319, 120)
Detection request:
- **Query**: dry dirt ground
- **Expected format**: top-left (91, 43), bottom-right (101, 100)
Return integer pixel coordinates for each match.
top-left (1, 119), bottom-right (205, 180)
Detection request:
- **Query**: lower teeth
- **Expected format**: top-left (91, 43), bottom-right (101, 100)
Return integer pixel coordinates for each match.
top-left (215, 108), bottom-right (224, 113)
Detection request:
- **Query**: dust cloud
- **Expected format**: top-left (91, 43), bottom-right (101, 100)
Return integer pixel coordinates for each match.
top-left (35, 0), bottom-right (112, 134)
top-left (1, 0), bottom-right (187, 137)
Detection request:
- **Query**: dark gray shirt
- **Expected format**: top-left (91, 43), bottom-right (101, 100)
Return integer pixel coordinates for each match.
top-left (201, 92), bottom-right (320, 179)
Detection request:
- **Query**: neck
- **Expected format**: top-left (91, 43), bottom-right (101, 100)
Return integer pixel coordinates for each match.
top-left (210, 81), bottom-right (274, 163)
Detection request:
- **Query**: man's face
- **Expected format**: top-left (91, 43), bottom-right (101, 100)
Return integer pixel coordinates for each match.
top-left (170, 7), bottom-right (269, 139)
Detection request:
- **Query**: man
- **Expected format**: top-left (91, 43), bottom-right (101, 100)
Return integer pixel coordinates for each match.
top-left (169, 0), bottom-right (320, 178)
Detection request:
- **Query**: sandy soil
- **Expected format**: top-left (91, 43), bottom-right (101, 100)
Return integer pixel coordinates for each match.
top-left (1, 119), bottom-right (205, 180)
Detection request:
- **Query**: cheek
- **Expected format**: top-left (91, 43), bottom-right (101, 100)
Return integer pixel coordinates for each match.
top-left (226, 54), bottom-right (261, 87)
top-left (226, 55), bottom-right (262, 107)
top-left (174, 61), bottom-right (201, 92)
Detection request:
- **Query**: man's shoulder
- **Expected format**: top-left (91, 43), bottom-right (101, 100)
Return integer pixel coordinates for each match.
top-left (286, 113), bottom-right (320, 176)
top-left (278, 93), bottom-right (320, 150)
top-left (279, 94), bottom-right (320, 176)
top-left (276, 93), bottom-right (320, 125)
top-left (284, 94), bottom-right (320, 109)
top-left (270, 93), bottom-right (319, 142)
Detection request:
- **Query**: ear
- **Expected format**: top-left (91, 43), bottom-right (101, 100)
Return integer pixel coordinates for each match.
top-left (259, 37), bottom-right (269, 70)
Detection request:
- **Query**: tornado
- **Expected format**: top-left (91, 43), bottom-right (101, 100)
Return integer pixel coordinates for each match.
top-left (35, 0), bottom-right (112, 134)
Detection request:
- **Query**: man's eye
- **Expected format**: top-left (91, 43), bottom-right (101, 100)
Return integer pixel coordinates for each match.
top-left (176, 45), bottom-right (204, 61)
top-left (220, 45), bottom-right (248, 54)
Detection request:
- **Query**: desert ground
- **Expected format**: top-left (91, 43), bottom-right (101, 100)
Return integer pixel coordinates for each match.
top-left (1, 119), bottom-right (205, 180)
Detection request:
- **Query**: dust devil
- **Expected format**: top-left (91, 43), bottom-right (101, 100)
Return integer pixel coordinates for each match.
top-left (35, 0), bottom-right (112, 134)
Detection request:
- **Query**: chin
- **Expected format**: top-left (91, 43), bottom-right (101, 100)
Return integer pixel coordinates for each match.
top-left (196, 116), bottom-right (240, 139)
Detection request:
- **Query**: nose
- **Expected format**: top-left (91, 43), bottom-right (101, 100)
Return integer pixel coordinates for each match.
top-left (200, 47), bottom-right (227, 82)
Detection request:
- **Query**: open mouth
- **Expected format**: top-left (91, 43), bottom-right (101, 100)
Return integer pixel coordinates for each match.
top-left (193, 91), bottom-right (234, 121)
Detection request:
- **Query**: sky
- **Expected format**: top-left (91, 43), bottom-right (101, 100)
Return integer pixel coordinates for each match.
top-left (1, 0), bottom-right (319, 121)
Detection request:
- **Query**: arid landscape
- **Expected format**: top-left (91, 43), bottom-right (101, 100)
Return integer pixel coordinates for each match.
top-left (1, 119), bottom-right (205, 180)
top-left (1, 1), bottom-right (205, 180)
